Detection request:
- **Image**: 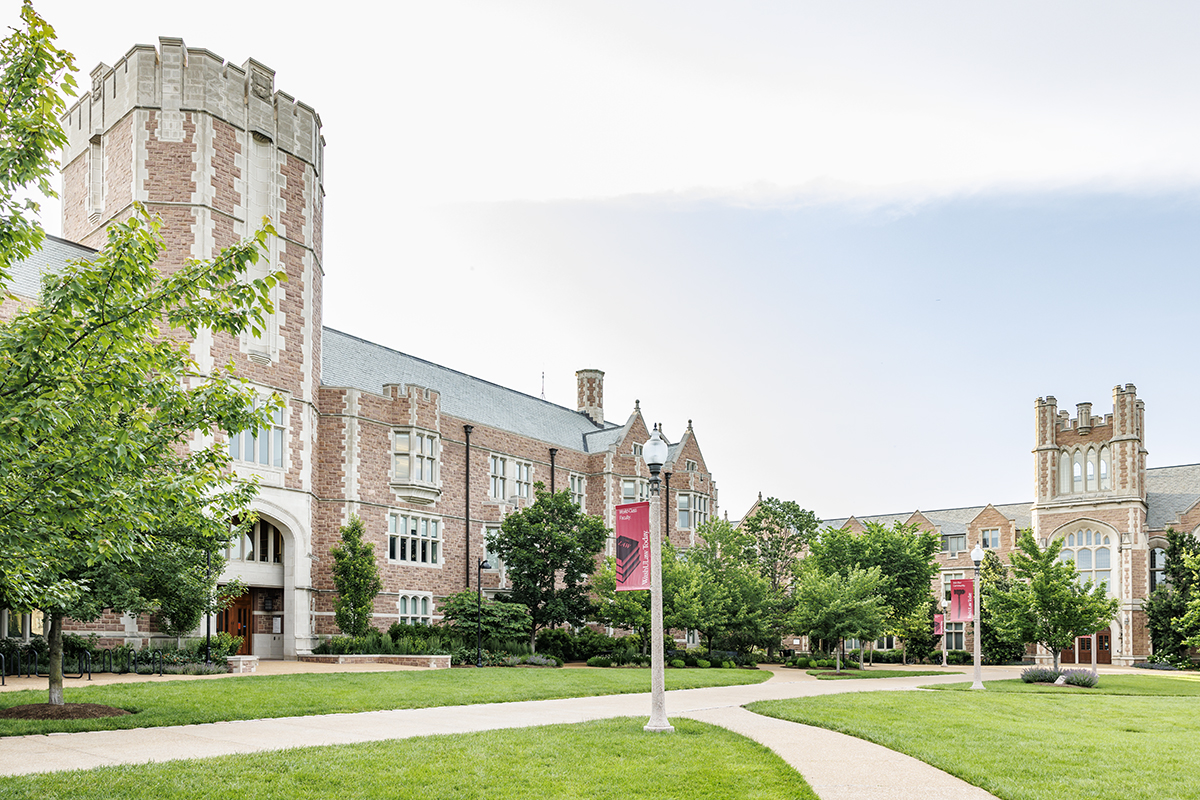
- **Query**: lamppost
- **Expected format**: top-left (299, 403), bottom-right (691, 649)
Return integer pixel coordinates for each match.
top-left (642, 424), bottom-right (674, 733)
top-left (940, 597), bottom-right (948, 668)
top-left (476, 557), bottom-right (491, 668)
top-left (971, 544), bottom-right (985, 690)
top-left (205, 548), bottom-right (213, 667)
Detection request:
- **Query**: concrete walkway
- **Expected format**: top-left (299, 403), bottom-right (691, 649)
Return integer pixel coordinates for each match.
top-left (0, 663), bottom-right (1020, 798)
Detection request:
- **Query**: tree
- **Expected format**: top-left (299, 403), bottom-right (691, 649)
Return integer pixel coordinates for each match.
top-left (978, 550), bottom-right (1026, 665)
top-left (330, 515), bottom-right (383, 637)
top-left (591, 542), bottom-right (702, 652)
top-left (1144, 528), bottom-right (1200, 663)
top-left (437, 589), bottom-right (531, 642)
top-left (0, 207), bottom-right (280, 706)
top-left (807, 521), bottom-right (940, 659)
top-left (683, 517), bottom-right (771, 654)
top-left (987, 530), bottom-right (1118, 671)
top-left (0, 1), bottom-right (75, 285)
top-left (791, 563), bottom-right (886, 672)
top-left (738, 498), bottom-right (819, 659)
top-left (487, 485), bottom-right (608, 651)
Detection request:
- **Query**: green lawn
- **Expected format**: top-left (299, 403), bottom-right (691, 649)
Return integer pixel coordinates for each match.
top-left (929, 673), bottom-right (1200, 695)
top-left (749, 674), bottom-right (1200, 800)
top-left (805, 669), bottom-right (951, 680)
top-left (0, 667), bottom-right (769, 736)
top-left (0, 717), bottom-right (818, 800)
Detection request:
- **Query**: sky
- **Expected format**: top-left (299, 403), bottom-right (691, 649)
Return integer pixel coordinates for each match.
top-left (15, 0), bottom-right (1200, 521)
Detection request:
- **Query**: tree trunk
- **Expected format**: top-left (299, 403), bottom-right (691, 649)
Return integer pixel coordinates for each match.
top-left (529, 623), bottom-right (537, 653)
top-left (48, 611), bottom-right (64, 706)
top-left (835, 639), bottom-right (842, 672)
top-left (1052, 648), bottom-right (1059, 672)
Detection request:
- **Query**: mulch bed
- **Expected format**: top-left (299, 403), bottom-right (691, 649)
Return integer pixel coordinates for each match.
top-left (0, 703), bottom-right (132, 720)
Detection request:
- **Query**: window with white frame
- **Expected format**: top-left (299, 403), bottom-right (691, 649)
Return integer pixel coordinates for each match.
top-left (229, 396), bottom-right (285, 468)
top-left (685, 459), bottom-right (697, 472)
top-left (621, 478), bottom-right (647, 504)
top-left (393, 430), bottom-right (438, 484)
top-left (945, 622), bottom-right (964, 650)
top-left (483, 525), bottom-right (502, 571)
top-left (388, 513), bottom-right (441, 566)
top-left (514, 461), bottom-right (532, 499)
top-left (677, 493), bottom-right (691, 529)
top-left (490, 455), bottom-right (507, 499)
top-left (942, 572), bottom-right (963, 603)
top-left (981, 528), bottom-right (1001, 549)
top-left (398, 593), bottom-right (433, 626)
top-left (569, 474), bottom-right (586, 509)
top-left (943, 534), bottom-right (966, 555)
top-left (1060, 446), bottom-right (1111, 494)
top-left (228, 519), bottom-right (285, 564)
top-left (632, 444), bottom-right (642, 457)
top-left (1151, 547), bottom-right (1167, 592)
top-left (695, 495), bottom-right (709, 527)
top-left (1059, 528), bottom-right (1112, 590)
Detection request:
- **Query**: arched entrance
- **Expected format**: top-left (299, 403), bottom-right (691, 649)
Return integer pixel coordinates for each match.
top-left (219, 516), bottom-right (288, 657)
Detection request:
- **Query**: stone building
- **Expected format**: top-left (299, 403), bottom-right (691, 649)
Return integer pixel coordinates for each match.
top-left (1, 39), bottom-right (717, 658)
top-left (799, 384), bottom-right (1187, 667)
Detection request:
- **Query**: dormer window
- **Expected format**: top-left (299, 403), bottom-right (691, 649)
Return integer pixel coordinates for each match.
top-left (686, 460), bottom-right (697, 472)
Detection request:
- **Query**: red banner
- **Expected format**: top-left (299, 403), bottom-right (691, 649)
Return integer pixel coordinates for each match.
top-left (615, 502), bottom-right (650, 591)
top-left (933, 614), bottom-right (945, 636)
top-left (949, 578), bottom-right (975, 623)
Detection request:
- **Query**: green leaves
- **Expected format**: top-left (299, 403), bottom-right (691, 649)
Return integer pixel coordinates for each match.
top-left (331, 515), bottom-right (383, 637)
top-left (487, 484), bottom-right (609, 649)
top-left (0, 1), bottom-right (75, 286)
top-left (986, 530), bottom-right (1118, 668)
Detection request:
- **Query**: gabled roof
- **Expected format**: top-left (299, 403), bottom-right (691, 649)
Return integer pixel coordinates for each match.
top-left (822, 502), bottom-right (1034, 537)
top-left (7, 235), bottom-right (96, 300)
top-left (321, 328), bottom-right (623, 452)
top-left (1145, 463), bottom-right (1200, 530)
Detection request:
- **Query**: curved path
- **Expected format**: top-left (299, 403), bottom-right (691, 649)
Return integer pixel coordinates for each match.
top-left (0, 665), bottom-right (1017, 798)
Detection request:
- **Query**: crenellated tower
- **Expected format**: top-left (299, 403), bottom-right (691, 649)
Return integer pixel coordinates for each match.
top-left (60, 39), bottom-right (326, 658)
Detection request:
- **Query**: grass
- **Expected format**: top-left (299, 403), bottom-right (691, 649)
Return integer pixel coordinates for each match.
top-left (0, 717), bottom-right (818, 800)
top-left (749, 674), bottom-right (1200, 800)
top-left (928, 672), bottom-right (1200, 695)
top-left (805, 669), bottom-right (951, 680)
top-left (0, 666), bottom-right (769, 736)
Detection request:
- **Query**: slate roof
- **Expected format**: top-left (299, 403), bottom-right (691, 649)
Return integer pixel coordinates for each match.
top-left (321, 328), bottom-right (625, 453)
top-left (823, 465), bottom-right (1200, 536)
top-left (7, 235), bottom-right (96, 300)
top-left (1145, 463), bottom-right (1200, 529)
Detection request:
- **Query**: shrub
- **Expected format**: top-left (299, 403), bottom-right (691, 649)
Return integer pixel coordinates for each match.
top-left (790, 657), bottom-right (809, 668)
top-left (1020, 666), bottom-right (1061, 684)
top-left (1135, 660), bottom-right (1180, 670)
top-left (722, 660), bottom-right (736, 669)
top-left (586, 656), bottom-right (612, 668)
top-left (573, 628), bottom-right (619, 661)
top-left (695, 658), bottom-right (711, 669)
top-left (1061, 668), bottom-right (1099, 688)
top-left (670, 658), bottom-right (686, 669)
top-left (535, 628), bottom-right (575, 661)
top-left (946, 649), bottom-right (972, 665)
top-left (521, 654), bottom-right (561, 667)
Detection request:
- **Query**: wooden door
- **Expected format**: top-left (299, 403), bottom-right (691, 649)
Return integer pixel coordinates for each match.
top-left (1060, 641), bottom-right (1076, 664)
top-left (1096, 631), bottom-right (1111, 664)
top-left (217, 594), bottom-right (252, 655)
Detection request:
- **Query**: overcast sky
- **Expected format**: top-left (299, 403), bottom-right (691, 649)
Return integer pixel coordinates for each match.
top-left (18, 1), bottom-right (1200, 521)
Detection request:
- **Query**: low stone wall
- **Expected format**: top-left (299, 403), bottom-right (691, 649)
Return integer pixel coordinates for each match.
top-left (227, 655), bottom-right (259, 674)
top-left (297, 654), bottom-right (451, 669)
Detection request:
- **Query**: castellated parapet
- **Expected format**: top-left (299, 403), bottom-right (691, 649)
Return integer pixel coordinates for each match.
top-left (61, 38), bottom-right (322, 175)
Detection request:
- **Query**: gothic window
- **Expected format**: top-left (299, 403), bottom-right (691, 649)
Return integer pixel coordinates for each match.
top-left (1150, 547), bottom-right (1167, 592)
top-left (1073, 452), bottom-right (1084, 492)
top-left (1100, 446), bottom-right (1111, 490)
top-left (1059, 528), bottom-right (1112, 591)
top-left (1060, 451), bottom-right (1071, 494)
top-left (1086, 449), bottom-right (1097, 491)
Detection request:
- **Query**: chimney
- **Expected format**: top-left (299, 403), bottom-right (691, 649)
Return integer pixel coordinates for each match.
top-left (1076, 402), bottom-right (1093, 433)
top-left (576, 369), bottom-right (604, 426)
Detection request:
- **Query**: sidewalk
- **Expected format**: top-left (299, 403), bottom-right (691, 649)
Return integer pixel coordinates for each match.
top-left (0, 663), bottom-right (1015, 799)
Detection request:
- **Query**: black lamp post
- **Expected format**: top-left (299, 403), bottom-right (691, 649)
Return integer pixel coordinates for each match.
top-left (205, 548), bottom-right (213, 667)
top-left (476, 557), bottom-right (491, 668)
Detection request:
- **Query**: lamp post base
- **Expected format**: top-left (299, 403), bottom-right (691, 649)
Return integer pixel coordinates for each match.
top-left (643, 721), bottom-right (675, 733)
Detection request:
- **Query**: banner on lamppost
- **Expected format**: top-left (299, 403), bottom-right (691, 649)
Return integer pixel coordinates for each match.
top-left (949, 578), bottom-right (975, 623)
top-left (615, 502), bottom-right (651, 591)
top-left (933, 614), bottom-right (945, 636)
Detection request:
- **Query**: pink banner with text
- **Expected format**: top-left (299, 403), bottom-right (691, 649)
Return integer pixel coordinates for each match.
top-left (615, 502), bottom-right (651, 591)
top-left (933, 614), bottom-right (945, 636)
top-left (949, 578), bottom-right (975, 622)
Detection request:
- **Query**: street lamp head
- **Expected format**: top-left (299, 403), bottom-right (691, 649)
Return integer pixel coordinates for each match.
top-left (643, 424), bottom-right (669, 477)
top-left (479, 559), bottom-right (491, 571)
top-left (970, 544), bottom-right (984, 566)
